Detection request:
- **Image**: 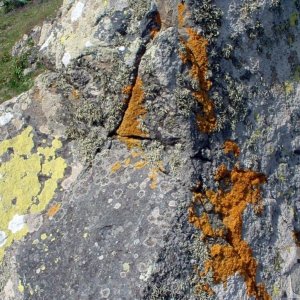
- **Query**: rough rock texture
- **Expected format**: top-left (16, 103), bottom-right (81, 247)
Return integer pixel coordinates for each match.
top-left (0, 0), bottom-right (300, 299)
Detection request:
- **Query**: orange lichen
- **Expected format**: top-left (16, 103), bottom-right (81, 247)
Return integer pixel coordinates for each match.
top-left (224, 140), bottom-right (241, 157)
top-left (195, 283), bottom-right (214, 296)
top-left (70, 88), bottom-right (80, 101)
top-left (117, 77), bottom-right (148, 138)
top-left (118, 137), bottom-right (142, 150)
top-left (178, 4), bottom-right (217, 133)
top-left (149, 167), bottom-right (159, 189)
top-left (47, 203), bottom-right (61, 218)
top-left (293, 230), bottom-right (300, 247)
top-left (111, 161), bottom-right (122, 173)
top-left (124, 157), bottom-right (131, 167)
top-left (189, 163), bottom-right (270, 300)
top-left (178, 2), bottom-right (186, 28)
top-left (131, 150), bottom-right (142, 158)
top-left (189, 212), bottom-right (214, 237)
top-left (122, 85), bottom-right (132, 96)
top-left (150, 11), bottom-right (162, 39)
top-left (134, 160), bottom-right (148, 170)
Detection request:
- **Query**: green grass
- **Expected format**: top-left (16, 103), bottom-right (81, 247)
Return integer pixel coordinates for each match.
top-left (0, 0), bottom-right (63, 103)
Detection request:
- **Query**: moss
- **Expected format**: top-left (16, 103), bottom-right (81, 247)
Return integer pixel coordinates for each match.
top-left (0, 126), bottom-right (66, 262)
top-left (189, 145), bottom-right (271, 300)
top-left (0, 0), bottom-right (63, 102)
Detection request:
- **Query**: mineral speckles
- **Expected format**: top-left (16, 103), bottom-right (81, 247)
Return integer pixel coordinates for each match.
top-left (62, 52), bottom-right (71, 67)
top-left (100, 288), bottom-right (110, 298)
top-left (0, 126), bottom-right (67, 262)
top-left (114, 203), bottom-right (122, 209)
top-left (0, 231), bottom-right (7, 247)
top-left (0, 112), bottom-right (13, 127)
top-left (71, 1), bottom-right (85, 23)
top-left (8, 215), bottom-right (25, 234)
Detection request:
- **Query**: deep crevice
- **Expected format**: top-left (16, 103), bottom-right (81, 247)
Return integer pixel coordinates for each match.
top-left (111, 9), bottom-right (162, 139)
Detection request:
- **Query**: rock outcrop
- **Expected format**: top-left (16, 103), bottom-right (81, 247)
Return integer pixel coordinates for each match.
top-left (0, 0), bottom-right (300, 299)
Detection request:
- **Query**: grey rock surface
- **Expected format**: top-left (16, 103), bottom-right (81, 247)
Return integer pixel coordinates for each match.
top-left (0, 0), bottom-right (300, 299)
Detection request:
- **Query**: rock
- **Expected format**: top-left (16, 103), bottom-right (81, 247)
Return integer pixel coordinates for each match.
top-left (0, 0), bottom-right (300, 299)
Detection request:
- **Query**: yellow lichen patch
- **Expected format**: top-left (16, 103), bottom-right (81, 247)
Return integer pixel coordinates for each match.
top-left (18, 280), bottom-right (25, 293)
top-left (223, 140), bottom-right (240, 157)
top-left (117, 77), bottom-right (148, 138)
top-left (284, 81), bottom-right (294, 95)
top-left (0, 126), bottom-right (67, 262)
top-left (110, 161), bottom-right (122, 173)
top-left (189, 162), bottom-right (270, 300)
top-left (47, 203), bottom-right (61, 218)
top-left (178, 4), bottom-right (217, 133)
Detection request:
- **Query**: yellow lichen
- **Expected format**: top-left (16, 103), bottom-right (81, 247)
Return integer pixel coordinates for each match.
top-left (189, 154), bottom-right (270, 299)
top-left (0, 126), bottom-right (66, 262)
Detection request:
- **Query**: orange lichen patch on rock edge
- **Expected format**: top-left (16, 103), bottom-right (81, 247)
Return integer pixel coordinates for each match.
top-left (150, 11), bottom-right (162, 38)
top-left (224, 140), bottom-right (241, 157)
top-left (47, 203), bottom-right (61, 218)
top-left (178, 4), bottom-right (217, 133)
top-left (189, 164), bottom-right (271, 300)
top-left (117, 77), bottom-right (148, 138)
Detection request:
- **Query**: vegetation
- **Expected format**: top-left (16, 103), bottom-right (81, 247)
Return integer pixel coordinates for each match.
top-left (0, 0), bottom-right (63, 103)
top-left (3, 0), bottom-right (31, 13)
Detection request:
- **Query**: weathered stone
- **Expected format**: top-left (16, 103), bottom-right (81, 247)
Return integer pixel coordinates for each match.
top-left (0, 0), bottom-right (300, 299)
